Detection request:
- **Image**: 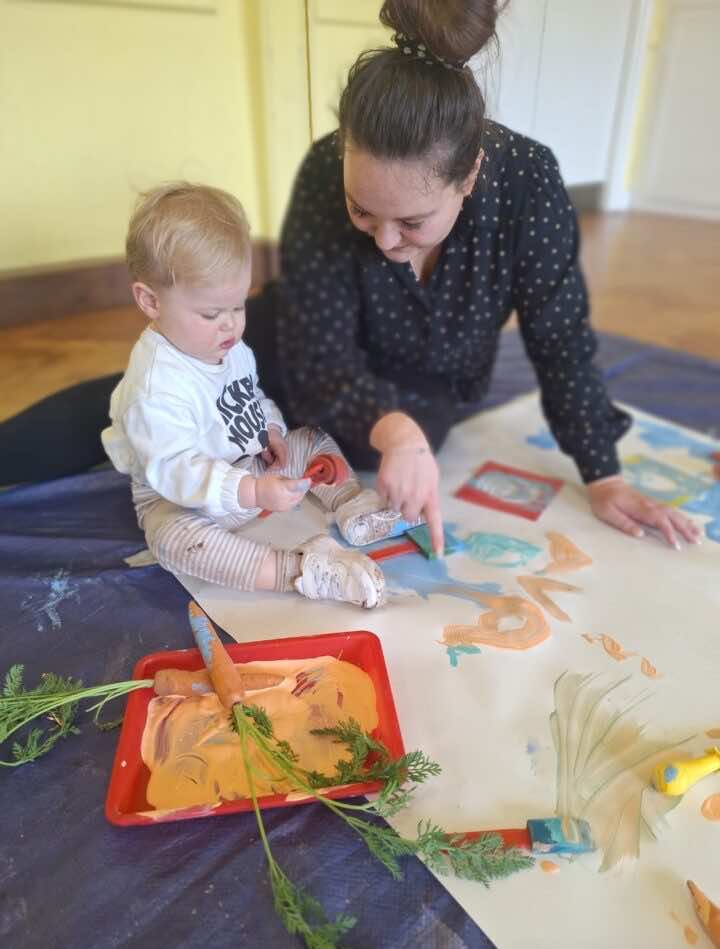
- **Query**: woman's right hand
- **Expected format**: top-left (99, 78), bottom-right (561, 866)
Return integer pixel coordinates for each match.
top-left (371, 412), bottom-right (444, 556)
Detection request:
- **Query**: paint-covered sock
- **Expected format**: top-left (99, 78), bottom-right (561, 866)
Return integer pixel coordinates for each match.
top-left (294, 534), bottom-right (386, 608)
top-left (335, 488), bottom-right (425, 547)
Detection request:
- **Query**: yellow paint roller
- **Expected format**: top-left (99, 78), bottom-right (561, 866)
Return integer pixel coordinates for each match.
top-left (652, 747), bottom-right (720, 796)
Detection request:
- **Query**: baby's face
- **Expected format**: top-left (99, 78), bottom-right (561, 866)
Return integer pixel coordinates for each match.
top-left (150, 261), bottom-right (251, 364)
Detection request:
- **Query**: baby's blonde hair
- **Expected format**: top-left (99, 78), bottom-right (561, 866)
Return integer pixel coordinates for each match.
top-left (126, 182), bottom-right (251, 288)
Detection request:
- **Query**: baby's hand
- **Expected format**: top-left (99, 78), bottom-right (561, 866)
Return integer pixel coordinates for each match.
top-left (587, 475), bottom-right (701, 549)
top-left (255, 474), bottom-right (310, 512)
top-left (260, 426), bottom-right (288, 470)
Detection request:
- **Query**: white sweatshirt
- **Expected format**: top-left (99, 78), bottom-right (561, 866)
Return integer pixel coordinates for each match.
top-left (102, 328), bottom-right (287, 517)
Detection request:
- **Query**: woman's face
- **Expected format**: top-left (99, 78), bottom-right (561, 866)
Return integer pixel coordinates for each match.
top-left (343, 144), bottom-right (480, 268)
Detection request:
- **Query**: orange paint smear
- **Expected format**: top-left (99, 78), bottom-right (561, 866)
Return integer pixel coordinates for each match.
top-left (701, 794), bottom-right (720, 821)
top-left (540, 532), bottom-right (593, 575)
top-left (517, 576), bottom-right (580, 623)
top-left (442, 593), bottom-right (550, 651)
top-left (640, 657), bottom-right (662, 678)
top-left (540, 860), bottom-right (559, 874)
top-left (707, 729), bottom-right (720, 739)
top-left (684, 925), bottom-right (699, 945)
top-left (584, 633), bottom-right (636, 662)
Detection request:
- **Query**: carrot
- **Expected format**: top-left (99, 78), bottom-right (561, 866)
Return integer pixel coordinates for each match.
top-left (152, 667), bottom-right (282, 697)
top-left (187, 602), bottom-right (246, 708)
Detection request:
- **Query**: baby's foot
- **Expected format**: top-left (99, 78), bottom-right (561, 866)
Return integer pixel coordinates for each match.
top-left (335, 488), bottom-right (425, 546)
top-left (294, 534), bottom-right (386, 609)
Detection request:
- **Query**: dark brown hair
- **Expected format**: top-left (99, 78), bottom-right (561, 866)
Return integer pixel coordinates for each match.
top-left (338, 0), bottom-right (504, 186)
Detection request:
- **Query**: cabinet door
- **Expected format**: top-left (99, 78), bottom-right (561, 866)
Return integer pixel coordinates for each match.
top-left (631, 0), bottom-right (720, 217)
top-left (306, 0), bottom-right (391, 141)
top-left (533, 0), bottom-right (632, 185)
top-left (477, 0), bottom-right (546, 137)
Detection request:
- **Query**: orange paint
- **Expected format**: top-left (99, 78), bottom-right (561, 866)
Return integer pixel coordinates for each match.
top-left (701, 794), bottom-right (720, 821)
top-left (540, 860), bottom-right (559, 874)
top-left (670, 910), bottom-right (701, 946)
top-left (540, 532), bottom-right (592, 575)
top-left (640, 657), bottom-right (662, 678)
top-left (584, 633), bottom-right (636, 661)
top-left (141, 656), bottom-right (378, 811)
top-left (707, 729), bottom-right (720, 739)
top-left (517, 576), bottom-right (580, 623)
top-left (442, 593), bottom-right (550, 651)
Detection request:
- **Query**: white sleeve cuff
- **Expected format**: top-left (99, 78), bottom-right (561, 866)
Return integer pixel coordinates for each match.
top-left (219, 466), bottom-right (259, 516)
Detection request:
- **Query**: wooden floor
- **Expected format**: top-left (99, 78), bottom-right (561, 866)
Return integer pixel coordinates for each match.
top-left (0, 212), bottom-right (718, 421)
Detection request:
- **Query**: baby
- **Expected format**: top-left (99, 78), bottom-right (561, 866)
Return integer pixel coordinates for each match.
top-left (102, 183), bottom-right (419, 608)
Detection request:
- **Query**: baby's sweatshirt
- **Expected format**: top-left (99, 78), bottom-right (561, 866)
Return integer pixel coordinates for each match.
top-left (102, 327), bottom-right (286, 517)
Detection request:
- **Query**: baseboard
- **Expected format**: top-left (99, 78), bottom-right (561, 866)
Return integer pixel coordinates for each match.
top-left (567, 183), bottom-right (604, 214)
top-left (0, 240), bottom-right (280, 328)
top-left (630, 197), bottom-right (720, 222)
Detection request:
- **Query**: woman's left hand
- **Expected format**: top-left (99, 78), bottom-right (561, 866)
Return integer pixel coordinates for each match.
top-left (587, 475), bottom-right (702, 549)
top-left (261, 426), bottom-right (289, 470)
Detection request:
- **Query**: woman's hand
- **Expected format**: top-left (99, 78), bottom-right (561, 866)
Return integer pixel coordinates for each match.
top-left (587, 475), bottom-right (702, 549)
top-left (370, 412), bottom-right (444, 555)
top-left (260, 425), bottom-right (288, 470)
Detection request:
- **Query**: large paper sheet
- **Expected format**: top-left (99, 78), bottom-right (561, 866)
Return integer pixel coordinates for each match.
top-left (177, 394), bottom-right (720, 949)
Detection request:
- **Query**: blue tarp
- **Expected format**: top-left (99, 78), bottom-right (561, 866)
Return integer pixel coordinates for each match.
top-left (1, 331), bottom-right (718, 948)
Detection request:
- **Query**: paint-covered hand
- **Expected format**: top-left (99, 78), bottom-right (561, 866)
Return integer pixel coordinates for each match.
top-left (260, 425), bottom-right (288, 470)
top-left (243, 474), bottom-right (311, 512)
top-left (587, 475), bottom-right (702, 549)
top-left (370, 412), bottom-right (444, 556)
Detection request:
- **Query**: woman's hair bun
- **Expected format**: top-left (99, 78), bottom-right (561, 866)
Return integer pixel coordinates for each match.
top-left (379, 0), bottom-right (503, 65)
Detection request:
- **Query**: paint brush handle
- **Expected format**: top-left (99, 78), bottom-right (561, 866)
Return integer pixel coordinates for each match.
top-left (187, 601), bottom-right (245, 708)
top-left (448, 828), bottom-right (532, 851)
top-left (304, 453), bottom-right (349, 487)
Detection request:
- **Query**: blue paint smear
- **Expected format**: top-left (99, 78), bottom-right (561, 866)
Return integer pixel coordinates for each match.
top-left (682, 482), bottom-right (720, 543)
top-left (463, 532), bottom-right (542, 568)
top-left (635, 419), bottom-right (719, 459)
top-left (21, 568), bottom-right (79, 631)
top-left (622, 455), bottom-right (710, 503)
top-left (383, 553), bottom-right (502, 602)
top-left (446, 645), bottom-right (482, 667)
top-left (188, 612), bottom-right (215, 667)
top-left (526, 427), bottom-right (557, 450)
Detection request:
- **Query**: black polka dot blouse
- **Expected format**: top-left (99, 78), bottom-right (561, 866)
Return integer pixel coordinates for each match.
top-left (276, 121), bottom-right (631, 483)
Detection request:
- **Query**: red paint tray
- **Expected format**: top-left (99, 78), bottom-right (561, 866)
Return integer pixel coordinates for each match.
top-left (105, 629), bottom-right (404, 826)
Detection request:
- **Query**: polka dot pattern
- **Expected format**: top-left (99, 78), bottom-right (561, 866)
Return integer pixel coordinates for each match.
top-left (276, 122), bottom-right (631, 482)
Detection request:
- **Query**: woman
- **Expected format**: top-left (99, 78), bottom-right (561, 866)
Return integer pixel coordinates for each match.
top-left (2, 0), bottom-right (698, 554)
top-left (268, 0), bottom-right (698, 553)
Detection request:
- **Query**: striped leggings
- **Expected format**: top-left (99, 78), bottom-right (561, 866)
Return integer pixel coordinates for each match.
top-left (132, 427), bottom-right (359, 593)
